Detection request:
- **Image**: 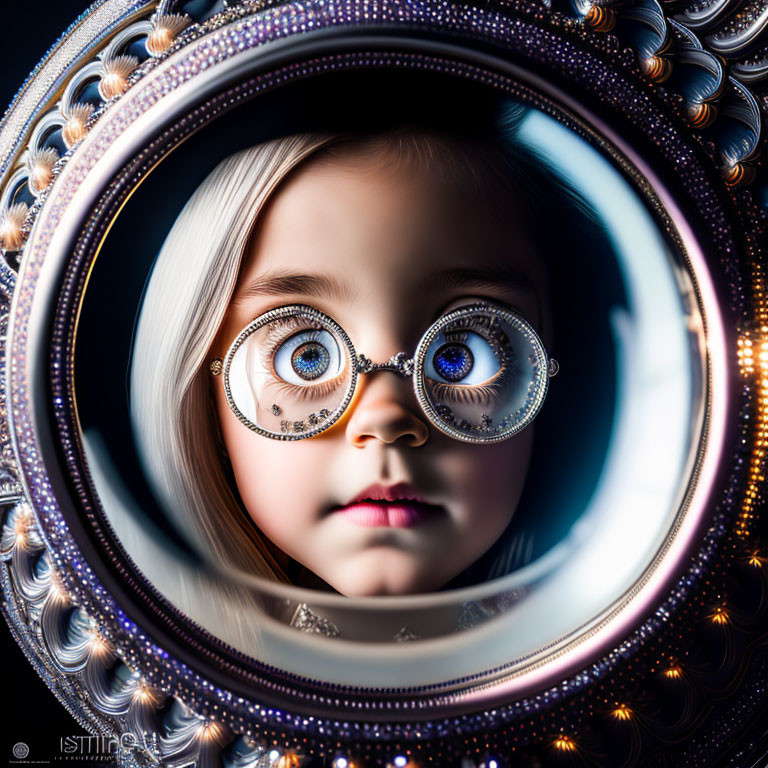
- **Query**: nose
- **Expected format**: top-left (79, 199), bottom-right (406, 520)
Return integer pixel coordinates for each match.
top-left (345, 372), bottom-right (430, 448)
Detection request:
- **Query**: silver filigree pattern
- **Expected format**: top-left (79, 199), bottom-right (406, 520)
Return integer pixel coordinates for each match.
top-left (290, 603), bottom-right (341, 638)
top-left (355, 351), bottom-right (415, 376)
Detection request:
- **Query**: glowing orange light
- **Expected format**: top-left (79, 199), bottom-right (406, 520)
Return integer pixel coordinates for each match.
top-left (584, 5), bottom-right (616, 31)
top-left (664, 665), bottom-right (682, 679)
top-left (48, 573), bottom-right (69, 604)
top-left (748, 552), bottom-right (764, 567)
top-left (88, 630), bottom-right (110, 656)
top-left (196, 721), bottom-right (225, 742)
top-left (133, 681), bottom-right (160, 705)
top-left (553, 735), bottom-right (576, 752)
top-left (640, 55), bottom-right (671, 82)
top-left (276, 751), bottom-right (303, 768)
top-left (0, 202), bottom-right (28, 250)
top-left (737, 260), bottom-right (768, 541)
top-left (709, 606), bottom-right (730, 625)
top-left (612, 704), bottom-right (633, 721)
top-left (14, 512), bottom-right (31, 547)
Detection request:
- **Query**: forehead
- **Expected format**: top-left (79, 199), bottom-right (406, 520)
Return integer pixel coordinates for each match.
top-left (236, 143), bottom-right (545, 315)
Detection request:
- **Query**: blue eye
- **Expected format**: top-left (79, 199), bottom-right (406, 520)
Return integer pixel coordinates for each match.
top-left (291, 342), bottom-right (330, 380)
top-left (425, 331), bottom-right (501, 385)
top-left (273, 329), bottom-right (342, 385)
top-left (433, 343), bottom-right (474, 381)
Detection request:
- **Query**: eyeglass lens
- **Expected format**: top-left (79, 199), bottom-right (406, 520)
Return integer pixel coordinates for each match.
top-left (223, 304), bottom-right (549, 442)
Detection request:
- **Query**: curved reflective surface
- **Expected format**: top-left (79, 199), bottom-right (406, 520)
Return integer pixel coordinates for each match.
top-left (69, 71), bottom-right (712, 689)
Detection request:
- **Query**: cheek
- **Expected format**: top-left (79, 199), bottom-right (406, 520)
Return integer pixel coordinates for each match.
top-left (440, 428), bottom-right (534, 521)
top-left (216, 390), bottom-right (330, 543)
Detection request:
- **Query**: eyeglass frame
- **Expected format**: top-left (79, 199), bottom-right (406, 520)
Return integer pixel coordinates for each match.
top-left (215, 301), bottom-right (558, 444)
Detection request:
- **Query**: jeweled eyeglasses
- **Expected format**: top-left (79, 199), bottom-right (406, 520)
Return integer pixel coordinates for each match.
top-left (214, 302), bottom-right (558, 443)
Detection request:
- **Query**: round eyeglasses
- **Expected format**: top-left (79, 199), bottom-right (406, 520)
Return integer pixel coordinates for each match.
top-left (215, 302), bottom-right (558, 443)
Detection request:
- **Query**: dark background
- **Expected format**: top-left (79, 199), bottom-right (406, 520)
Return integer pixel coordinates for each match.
top-left (1, 4), bottom-right (93, 764)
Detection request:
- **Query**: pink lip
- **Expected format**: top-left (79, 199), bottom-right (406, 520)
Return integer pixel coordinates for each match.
top-left (333, 483), bottom-right (443, 528)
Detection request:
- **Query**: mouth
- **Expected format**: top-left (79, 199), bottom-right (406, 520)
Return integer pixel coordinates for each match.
top-left (330, 482), bottom-right (445, 528)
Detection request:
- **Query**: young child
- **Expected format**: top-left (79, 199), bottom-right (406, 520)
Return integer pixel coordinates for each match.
top-left (130, 126), bottom-right (562, 597)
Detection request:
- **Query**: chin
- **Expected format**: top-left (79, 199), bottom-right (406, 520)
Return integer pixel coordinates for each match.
top-left (323, 552), bottom-right (452, 597)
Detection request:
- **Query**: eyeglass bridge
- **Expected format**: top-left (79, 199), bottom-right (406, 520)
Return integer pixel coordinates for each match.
top-left (354, 352), bottom-right (415, 376)
top-left (354, 351), bottom-right (558, 379)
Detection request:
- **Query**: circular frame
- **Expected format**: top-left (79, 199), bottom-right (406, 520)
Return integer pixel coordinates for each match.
top-left (413, 301), bottom-right (551, 443)
top-left (1, 0), bottom-right (764, 764)
top-left (223, 303), bottom-right (359, 440)
top-left (15, 37), bottom-right (727, 714)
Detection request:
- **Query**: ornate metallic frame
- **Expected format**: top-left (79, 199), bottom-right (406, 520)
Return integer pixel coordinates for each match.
top-left (0, 0), bottom-right (765, 766)
top-left (222, 301), bottom-right (554, 442)
top-left (223, 304), bottom-right (360, 440)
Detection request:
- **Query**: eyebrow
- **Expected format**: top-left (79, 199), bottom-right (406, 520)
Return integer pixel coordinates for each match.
top-left (232, 264), bottom-right (536, 306)
top-left (233, 269), bottom-right (358, 305)
top-left (427, 266), bottom-right (536, 295)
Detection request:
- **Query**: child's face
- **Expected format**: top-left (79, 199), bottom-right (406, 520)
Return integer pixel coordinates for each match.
top-left (212, 145), bottom-right (550, 596)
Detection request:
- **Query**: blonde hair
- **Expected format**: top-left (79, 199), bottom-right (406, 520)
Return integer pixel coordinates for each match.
top-left (130, 135), bottom-right (338, 581)
top-left (130, 128), bottom-right (532, 584)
